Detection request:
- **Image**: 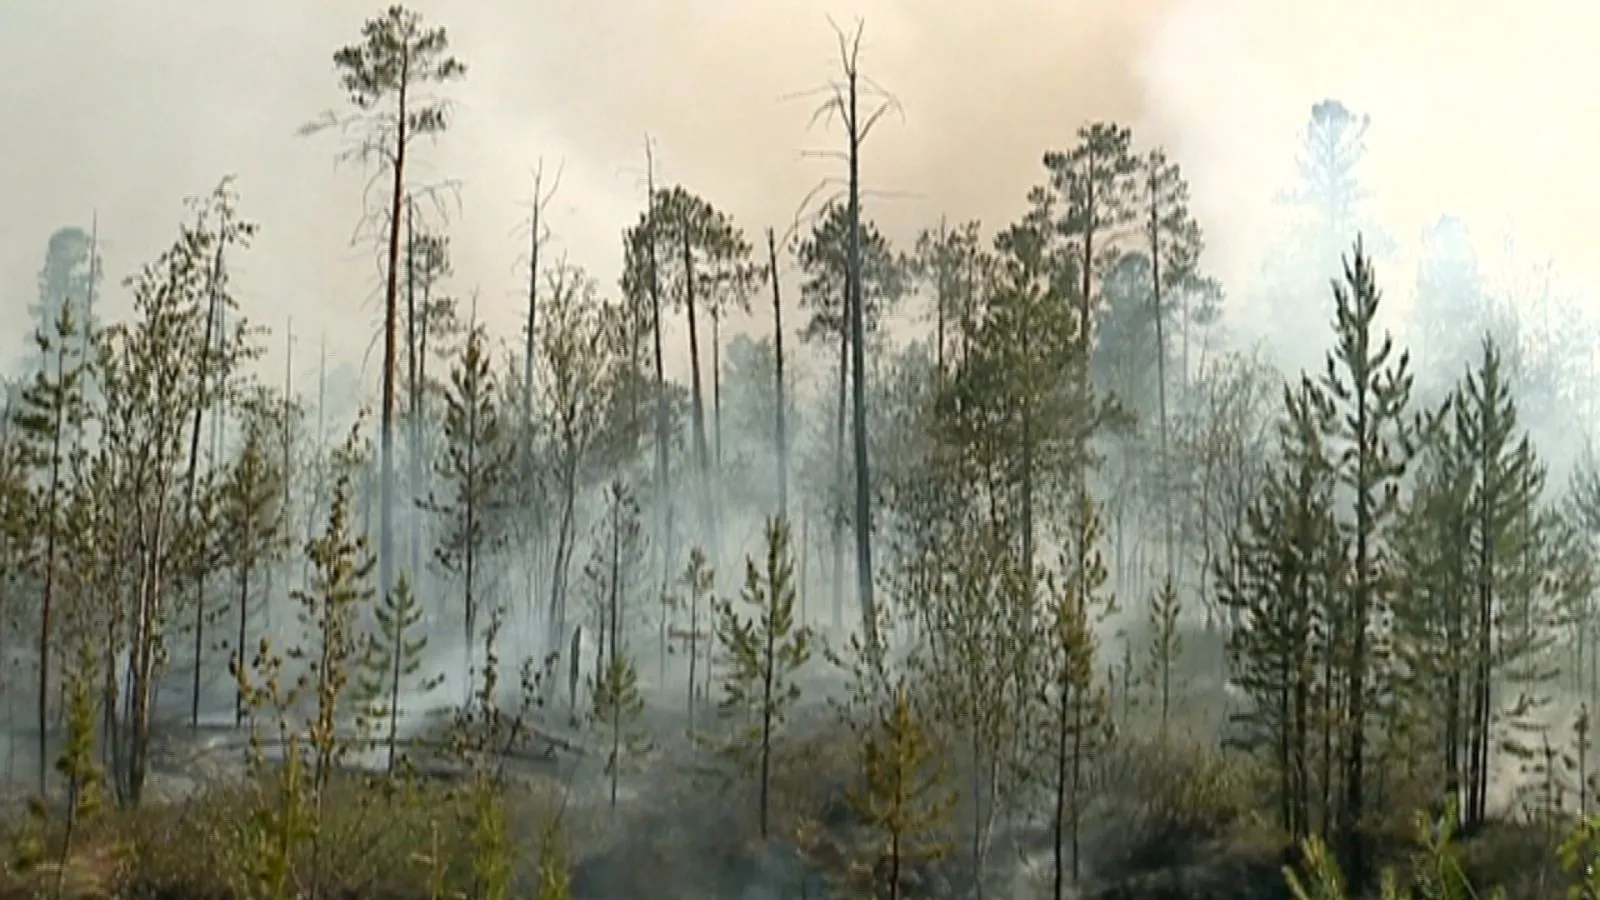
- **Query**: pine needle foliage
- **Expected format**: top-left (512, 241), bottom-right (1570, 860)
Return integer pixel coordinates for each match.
top-left (713, 515), bottom-right (813, 838)
top-left (589, 649), bottom-right (651, 811)
top-left (845, 680), bottom-right (956, 900)
top-left (357, 573), bottom-right (442, 774)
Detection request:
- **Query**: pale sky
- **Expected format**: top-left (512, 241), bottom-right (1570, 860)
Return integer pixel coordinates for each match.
top-left (2, 0), bottom-right (1597, 389)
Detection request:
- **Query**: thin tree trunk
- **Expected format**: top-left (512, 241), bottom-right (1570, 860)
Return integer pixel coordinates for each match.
top-left (1149, 175), bottom-right (1175, 581)
top-left (712, 308), bottom-right (723, 471)
top-left (378, 81), bottom-right (411, 620)
top-left (35, 345), bottom-right (68, 796)
top-left (759, 598), bottom-right (777, 839)
top-left (643, 139), bottom-right (673, 630)
top-left (831, 329), bottom-right (847, 631)
top-left (843, 62), bottom-right (878, 656)
top-left (234, 560), bottom-right (251, 727)
top-left (681, 233), bottom-right (717, 557)
top-left (406, 197), bottom-right (423, 592)
top-left (187, 235), bottom-right (226, 730)
top-left (767, 228), bottom-right (789, 519)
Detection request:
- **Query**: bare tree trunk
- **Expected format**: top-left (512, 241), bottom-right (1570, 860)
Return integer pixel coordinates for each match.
top-left (234, 560), bottom-right (251, 727)
top-left (831, 329), bottom-right (847, 631)
top-left (406, 197), bottom-right (423, 592)
top-left (767, 228), bottom-right (789, 519)
top-left (186, 234), bottom-right (226, 730)
top-left (681, 233), bottom-right (718, 558)
top-left (275, 322), bottom-right (290, 632)
top-left (378, 82), bottom-right (411, 618)
top-left (712, 308), bottom-right (723, 471)
top-left (838, 27), bottom-right (878, 656)
top-left (643, 138), bottom-right (675, 634)
top-left (35, 346), bottom-right (68, 796)
top-left (1147, 166), bottom-right (1175, 581)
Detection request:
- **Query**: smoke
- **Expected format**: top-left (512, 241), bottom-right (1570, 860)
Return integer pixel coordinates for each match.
top-left (5, 0), bottom-right (1599, 381)
top-left (5, 0), bottom-right (1600, 875)
top-left (0, 0), bottom-right (1173, 380)
top-left (1137, 0), bottom-right (1600, 328)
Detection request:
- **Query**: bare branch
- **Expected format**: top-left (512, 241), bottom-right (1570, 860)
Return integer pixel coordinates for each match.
top-left (507, 158), bottom-right (567, 276)
top-left (860, 187), bottom-right (925, 202)
top-left (787, 182), bottom-right (850, 242)
top-left (615, 133), bottom-right (669, 201)
top-left (806, 93), bottom-right (843, 131)
top-left (858, 97), bottom-right (905, 143)
top-left (776, 84), bottom-right (839, 104)
top-left (798, 149), bottom-right (850, 163)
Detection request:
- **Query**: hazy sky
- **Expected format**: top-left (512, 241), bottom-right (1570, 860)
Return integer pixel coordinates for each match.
top-left (3, 0), bottom-right (1597, 387)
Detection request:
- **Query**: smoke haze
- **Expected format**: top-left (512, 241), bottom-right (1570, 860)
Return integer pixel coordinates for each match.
top-left (2, 0), bottom-right (1597, 380)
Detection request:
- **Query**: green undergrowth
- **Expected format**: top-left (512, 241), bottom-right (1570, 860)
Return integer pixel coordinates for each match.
top-left (0, 721), bottom-right (1592, 900)
top-left (1284, 801), bottom-right (1600, 900)
top-left (0, 767), bottom-right (576, 900)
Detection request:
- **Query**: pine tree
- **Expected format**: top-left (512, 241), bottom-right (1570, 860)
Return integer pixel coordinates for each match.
top-left (580, 478), bottom-right (648, 680)
top-left (308, 4), bottom-right (466, 655)
top-left (403, 221), bottom-right (455, 594)
top-left (837, 27), bottom-right (897, 665)
top-left (466, 768), bottom-right (514, 900)
top-left (794, 200), bottom-right (903, 635)
top-left (357, 573), bottom-right (441, 773)
top-left (642, 187), bottom-right (759, 558)
top-left (673, 546), bottom-right (716, 735)
top-left (1034, 121), bottom-right (1141, 355)
top-left (289, 420), bottom-right (379, 798)
top-left (1389, 402), bottom-right (1471, 814)
top-left (1314, 239), bottom-right (1417, 878)
top-left (619, 151), bottom-right (674, 624)
top-left (14, 298), bottom-right (91, 797)
top-left (713, 516), bottom-right (812, 838)
top-left (845, 681), bottom-right (955, 900)
top-left (1268, 100), bottom-right (1375, 368)
top-left (910, 218), bottom-right (985, 374)
top-left (1145, 574), bottom-right (1183, 736)
top-left (425, 322), bottom-right (512, 705)
top-left (0, 392), bottom-right (26, 674)
top-left (1140, 147), bottom-right (1203, 583)
top-left (1451, 336), bottom-right (1553, 829)
top-left (219, 389), bottom-right (291, 727)
top-left (1043, 490), bottom-right (1117, 894)
top-left (54, 637), bottom-right (103, 846)
top-left (1220, 379), bottom-right (1342, 845)
top-left (26, 226), bottom-right (102, 380)
top-left (589, 649), bottom-right (650, 812)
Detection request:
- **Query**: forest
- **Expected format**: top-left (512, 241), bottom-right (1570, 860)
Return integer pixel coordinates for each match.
top-left (4, 4), bottom-right (1600, 900)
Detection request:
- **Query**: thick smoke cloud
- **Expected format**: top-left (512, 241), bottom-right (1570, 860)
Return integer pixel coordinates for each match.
top-left (1, 0), bottom-right (1597, 381)
top-left (0, 0), bottom-right (1167, 377)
